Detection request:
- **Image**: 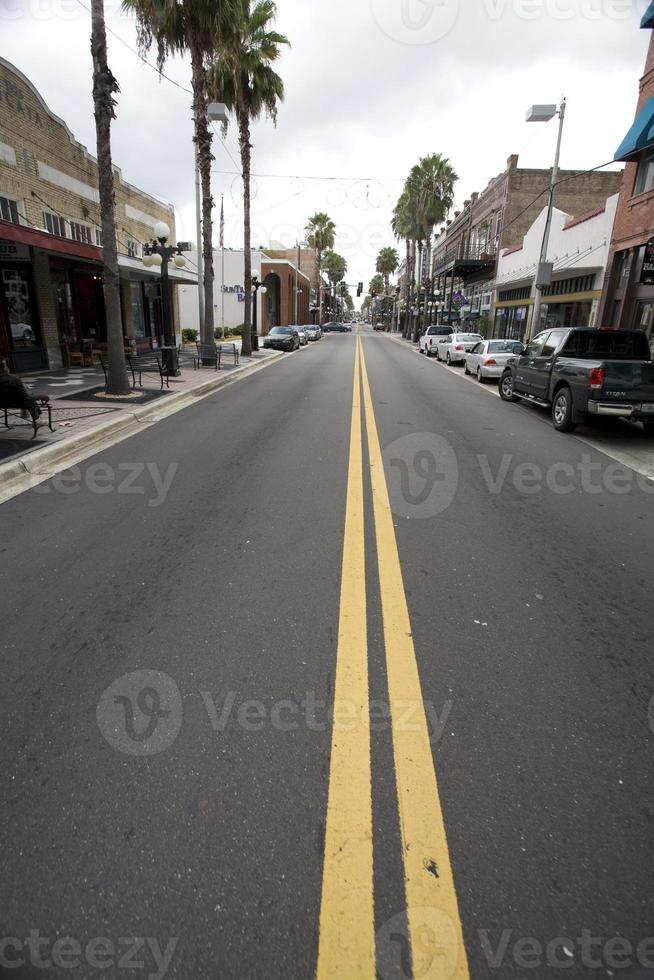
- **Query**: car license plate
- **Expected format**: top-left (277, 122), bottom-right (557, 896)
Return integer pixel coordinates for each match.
top-left (640, 403), bottom-right (654, 414)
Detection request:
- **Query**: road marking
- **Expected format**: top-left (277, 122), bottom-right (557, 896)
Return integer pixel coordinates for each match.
top-left (359, 339), bottom-right (470, 980)
top-left (316, 336), bottom-right (375, 979)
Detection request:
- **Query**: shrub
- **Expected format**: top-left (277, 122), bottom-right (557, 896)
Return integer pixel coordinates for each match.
top-left (182, 328), bottom-right (198, 343)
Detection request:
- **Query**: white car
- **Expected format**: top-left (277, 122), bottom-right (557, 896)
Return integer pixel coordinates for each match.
top-left (436, 332), bottom-right (483, 364)
top-left (305, 324), bottom-right (321, 341)
top-left (464, 338), bottom-right (526, 382)
top-left (293, 325), bottom-right (309, 346)
top-left (419, 326), bottom-right (454, 356)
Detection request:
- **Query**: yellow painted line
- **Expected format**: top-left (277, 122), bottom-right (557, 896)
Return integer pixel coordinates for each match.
top-left (316, 336), bottom-right (375, 979)
top-left (359, 340), bottom-right (470, 980)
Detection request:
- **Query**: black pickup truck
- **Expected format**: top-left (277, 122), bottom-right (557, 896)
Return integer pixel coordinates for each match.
top-left (498, 327), bottom-right (654, 433)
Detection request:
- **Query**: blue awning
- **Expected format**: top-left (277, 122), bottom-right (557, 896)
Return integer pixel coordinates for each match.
top-left (614, 97), bottom-right (654, 161)
top-left (641, 1), bottom-right (654, 27)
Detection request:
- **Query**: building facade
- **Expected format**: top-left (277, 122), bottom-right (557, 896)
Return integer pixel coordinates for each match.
top-left (178, 249), bottom-right (311, 335)
top-left (0, 57), bottom-right (194, 373)
top-left (431, 154), bottom-right (622, 331)
top-left (597, 8), bottom-right (654, 351)
top-left (494, 195), bottom-right (618, 339)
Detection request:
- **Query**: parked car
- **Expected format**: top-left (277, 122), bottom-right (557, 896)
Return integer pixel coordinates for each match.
top-left (419, 325), bottom-right (456, 356)
top-left (499, 327), bottom-right (654, 433)
top-left (323, 322), bottom-right (349, 333)
top-left (436, 332), bottom-right (484, 364)
top-left (263, 326), bottom-right (300, 352)
top-left (293, 325), bottom-right (309, 346)
top-left (305, 325), bottom-right (321, 341)
top-left (464, 339), bottom-right (525, 382)
top-left (10, 322), bottom-right (34, 343)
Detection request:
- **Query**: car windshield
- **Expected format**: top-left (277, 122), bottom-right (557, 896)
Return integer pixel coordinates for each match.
top-left (270, 327), bottom-right (292, 335)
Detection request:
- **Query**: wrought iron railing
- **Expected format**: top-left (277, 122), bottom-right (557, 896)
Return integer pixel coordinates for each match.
top-left (433, 243), bottom-right (498, 275)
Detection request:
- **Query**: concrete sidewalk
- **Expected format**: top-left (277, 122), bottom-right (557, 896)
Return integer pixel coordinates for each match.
top-left (0, 345), bottom-right (282, 490)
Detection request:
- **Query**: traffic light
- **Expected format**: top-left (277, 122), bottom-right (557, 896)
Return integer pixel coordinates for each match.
top-left (357, 282), bottom-right (363, 297)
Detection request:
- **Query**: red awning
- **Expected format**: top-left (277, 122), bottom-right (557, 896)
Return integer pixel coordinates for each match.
top-left (0, 219), bottom-right (103, 263)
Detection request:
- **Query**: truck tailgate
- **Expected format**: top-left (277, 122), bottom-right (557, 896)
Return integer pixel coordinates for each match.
top-left (601, 360), bottom-right (654, 401)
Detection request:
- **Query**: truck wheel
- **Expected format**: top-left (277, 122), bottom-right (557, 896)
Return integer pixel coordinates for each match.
top-left (552, 387), bottom-right (576, 432)
top-left (499, 372), bottom-right (518, 402)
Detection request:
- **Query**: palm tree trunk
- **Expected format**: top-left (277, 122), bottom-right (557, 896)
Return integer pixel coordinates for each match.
top-left (317, 250), bottom-right (323, 325)
top-left (238, 105), bottom-right (253, 357)
top-left (90, 0), bottom-right (129, 395)
top-left (191, 43), bottom-right (214, 347)
top-left (403, 237), bottom-right (410, 335)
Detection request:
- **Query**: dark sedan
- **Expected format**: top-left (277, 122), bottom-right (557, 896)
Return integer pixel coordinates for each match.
top-left (322, 322), bottom-right (349, 333)
top-left (263, 326), bottom-right (301, 352)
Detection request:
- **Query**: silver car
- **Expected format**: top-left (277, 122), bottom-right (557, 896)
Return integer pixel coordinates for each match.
top-left (436, 332), bottom-right (483, 364)
top-left (293, 325), bottom-right (309, 346)
top-left (305, 324), bottom-right (321, 341)
top-left (464, 339), bottom-right (525, 382)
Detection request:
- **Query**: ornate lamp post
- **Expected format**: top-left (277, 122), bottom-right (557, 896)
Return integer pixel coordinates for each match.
top-left (142, 221), bottom-right (187, 376)
top-left (251, 274), bottom-right (267, 351)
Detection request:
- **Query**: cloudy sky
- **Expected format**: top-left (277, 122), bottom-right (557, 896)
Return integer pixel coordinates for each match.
top-left (2, 0), bottom-right (651, 295)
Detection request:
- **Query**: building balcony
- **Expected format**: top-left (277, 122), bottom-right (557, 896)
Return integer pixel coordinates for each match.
top-left (433, 243), bottom-right (498, 277)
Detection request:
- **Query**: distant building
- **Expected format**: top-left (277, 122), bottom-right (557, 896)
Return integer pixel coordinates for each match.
top-left (597, 5), bottom-right (654, 350)
top-left (178, 248), bottom-right (311, 335)
top-left (430, 154), bottom-right (622, 332)
top-left (0, 57), bottom-right (195, 372)
top-left (494, 195), bottom-right (619, 339)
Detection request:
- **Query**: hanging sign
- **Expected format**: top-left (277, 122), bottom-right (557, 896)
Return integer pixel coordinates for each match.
top-left (641, 237), bottom-right (654, 285)
top-left (0, 240), bottom-right (29, 262)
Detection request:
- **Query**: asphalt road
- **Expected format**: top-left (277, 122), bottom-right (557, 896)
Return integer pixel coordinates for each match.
top-left (1, 327), bottom-right (653, 980)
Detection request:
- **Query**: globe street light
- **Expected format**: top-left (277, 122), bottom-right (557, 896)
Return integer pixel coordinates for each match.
top-left (251, 275), bottom-right (267, 352)
top-left (143, 224), bottom-right (188, 375)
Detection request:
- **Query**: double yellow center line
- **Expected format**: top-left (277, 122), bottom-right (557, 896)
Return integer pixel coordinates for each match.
top-left (317, 336), bottom-right (469, 980)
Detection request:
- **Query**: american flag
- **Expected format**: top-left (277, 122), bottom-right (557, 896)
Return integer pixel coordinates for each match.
top-left (219, 195), bottom-right (224, 248)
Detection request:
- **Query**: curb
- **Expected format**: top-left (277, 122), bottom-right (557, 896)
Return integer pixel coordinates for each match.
top-left (0, 350), bottom-right (283, 494)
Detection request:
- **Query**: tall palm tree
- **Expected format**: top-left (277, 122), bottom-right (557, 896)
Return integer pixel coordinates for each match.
top-left (123, 0), bottom-right (238, 347)
top-left (305, 212), bottom-right (335, 326)
top-left (375, 246), bottom-right (399, 293)
top-left (91, 0), bottom-right (130, 395)
top-left (407, 153), bottom-right (457, 339)
top-left (209, 0), bottom-right (289, 357)
top-left (392, 190), bottom-right (421, 338)
top-left (323, 250), bottom-right (347, 321)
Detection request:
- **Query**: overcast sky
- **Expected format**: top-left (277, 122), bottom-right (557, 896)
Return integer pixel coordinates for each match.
top-left (2, 0), bottom-right (651, 295)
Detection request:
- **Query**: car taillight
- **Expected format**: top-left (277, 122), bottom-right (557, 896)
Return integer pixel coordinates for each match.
top-left (588, 367), bottom-right (605, 390)
top-left (455, 344), bottom-right (464, 350)
top-left (484, 358), bottom-right (497, 366)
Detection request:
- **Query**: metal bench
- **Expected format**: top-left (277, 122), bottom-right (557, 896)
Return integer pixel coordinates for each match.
top-left (0, 391), bottom-right (53, 439)
top-left (99, 353), bottom-right (170, 390)
top-left (217, 342), bottom-right (240, 366)
top-left (194, 343), bottom-right (221, 371)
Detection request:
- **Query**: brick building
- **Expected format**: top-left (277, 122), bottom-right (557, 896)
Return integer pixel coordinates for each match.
top-left (597, 6), bottom-right (654, 350)
top-left (0, 57), bottom-right (195, 373)
top-left (431, 154), bottom-right (622, 329)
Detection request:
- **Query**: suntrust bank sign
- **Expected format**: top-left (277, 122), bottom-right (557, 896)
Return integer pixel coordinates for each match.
top-left (222, 284), bottom-right (245, 303)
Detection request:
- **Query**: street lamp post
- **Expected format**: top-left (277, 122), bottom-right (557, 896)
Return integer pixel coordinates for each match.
top-left (251, 275), bottom-right (267, 351)
top-left (295, 239), bottom-right (308, 324)
top-left (143, 220), bottom-right (187, 376)
top-left (526, 98), bottom-right (567, 340)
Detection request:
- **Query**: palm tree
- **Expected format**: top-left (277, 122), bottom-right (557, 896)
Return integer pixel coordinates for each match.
top-left (368, 274), bottom-right (384, 295)
top-left (123, 0), bottom-right (238, 347)
top-left (391, 191), bottom-right (420, 338)
top-left (90, 0), bottom-right (130, 395)
top-left (208, 0), bottom-right (289, 357)
top-left (305, 212), bottom-right (335, 326)
top-left (375, 246), bottom-right (399, 293)
top-left (323, 250), bottom-right (347, 321)
top-left (406, 153), bottom-right (457, 339)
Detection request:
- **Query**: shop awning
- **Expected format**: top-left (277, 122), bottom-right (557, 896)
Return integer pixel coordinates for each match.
top-left (641, 1), bottom-right (654, 28)
top-left (0, 218), bottom-right (102, 262)
top-left (614, 97), bottom-right (654, 161)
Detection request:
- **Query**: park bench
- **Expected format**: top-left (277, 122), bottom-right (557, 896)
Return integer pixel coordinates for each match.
top-left (0, 390), bottom-right (53, 439)
top-left (99, 352), bottom-right (170, 390)
top-left (193, 341), bottom-right (240, 371)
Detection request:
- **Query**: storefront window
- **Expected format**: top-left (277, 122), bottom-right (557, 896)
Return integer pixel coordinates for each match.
top-left (130, 282), bottom-right (146, 339)
top-left (1, 267), bottom-right (39, 349)
top-left (633, 300), bottom-right (653, 334)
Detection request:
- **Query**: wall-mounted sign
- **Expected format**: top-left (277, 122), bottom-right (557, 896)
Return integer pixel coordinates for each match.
top-left (641, 237), bottom-right (654, 285)
top-left (0, 240), bottom-right (29, 262)
top-left (221, 284), bottom-right (245, 294)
